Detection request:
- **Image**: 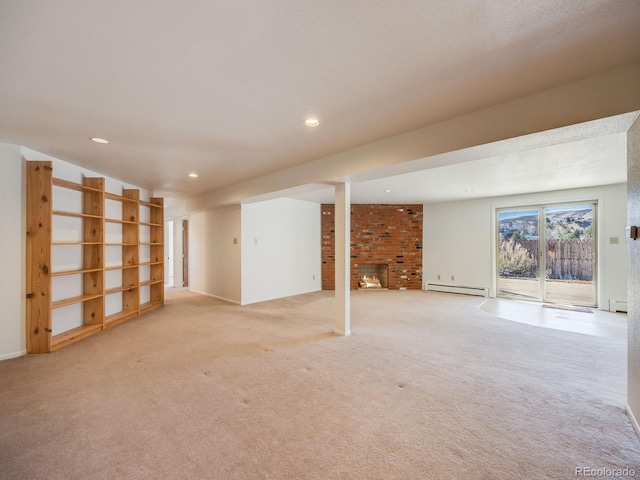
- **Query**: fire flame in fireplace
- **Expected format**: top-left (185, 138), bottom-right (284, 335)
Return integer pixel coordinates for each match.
top-left (360, 275), bottom-right (382, 289)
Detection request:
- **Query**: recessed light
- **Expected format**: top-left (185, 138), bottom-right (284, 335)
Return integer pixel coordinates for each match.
top-left (304, 118), bottom-right (320, 127)
top-left (188, 173), bottom-right (199, 178)
top-left (90, 137), bottom-right (109, 144)
top-left (384, 189), bottom-right (392, 193)
top-left (464, 189), bottom-right (474, 192)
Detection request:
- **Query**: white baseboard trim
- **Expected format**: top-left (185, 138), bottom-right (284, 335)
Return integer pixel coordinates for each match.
top-left (425, 283), bottom-right (489, 297)
top-left (334, 329), bottom-right (351, 337)
top-left (626, 404), bottom-right (640, 441)
top-left (188, 289), bottom-right (241, 305)
top-left (0, 350), bottom-right (26, 362)
top-left (240, 288), bottom-right (323, 306)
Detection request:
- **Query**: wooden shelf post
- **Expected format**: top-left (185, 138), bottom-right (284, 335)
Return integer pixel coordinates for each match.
top-left (26, 161), bottom-right (53, 354)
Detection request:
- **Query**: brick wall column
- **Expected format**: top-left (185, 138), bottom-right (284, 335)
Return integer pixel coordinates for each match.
top-left (322, 204), bottom-right (423, 290)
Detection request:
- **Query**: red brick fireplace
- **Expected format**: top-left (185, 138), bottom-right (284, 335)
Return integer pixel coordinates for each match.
top-left (321, 204), bottom-right (423, 290)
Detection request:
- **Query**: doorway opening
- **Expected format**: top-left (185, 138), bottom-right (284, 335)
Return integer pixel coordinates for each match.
top-left (497, 202), bottom-right (596, 307)
top-left (182, 219), bottom-right (189, 288)
top-left (165, 220), bottom-right (174, 286)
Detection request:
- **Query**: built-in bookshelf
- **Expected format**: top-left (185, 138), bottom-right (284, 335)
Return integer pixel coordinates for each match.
top-left (26, 160), bottom-right (164, 353)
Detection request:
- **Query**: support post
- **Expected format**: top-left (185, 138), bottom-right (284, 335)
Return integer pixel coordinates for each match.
top-left (334, 182), bottom-right (351, 336)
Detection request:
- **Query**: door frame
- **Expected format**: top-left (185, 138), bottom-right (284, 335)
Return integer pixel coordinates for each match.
top-left (495, 200), bottom-right (598, 307)
top-left (182, 219), bottom-right (189, 288)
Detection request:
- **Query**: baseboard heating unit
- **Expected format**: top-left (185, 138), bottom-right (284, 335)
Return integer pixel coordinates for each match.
top-left (425, 283), bottom-right (489, 297)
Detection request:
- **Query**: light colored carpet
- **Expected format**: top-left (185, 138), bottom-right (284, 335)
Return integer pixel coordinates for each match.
top-left (1, 289), bottom-right (639, 479)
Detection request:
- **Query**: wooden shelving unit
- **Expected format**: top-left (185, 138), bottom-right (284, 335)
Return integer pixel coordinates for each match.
top-left (26, 160), bottom-right (165, 353)
top-left (140, 198), bottom-right (165, 311)
top-left (104, 189), bottom-right (140, 329)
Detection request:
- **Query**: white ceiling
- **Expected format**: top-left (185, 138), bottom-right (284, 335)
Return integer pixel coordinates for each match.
top-left (1, 1), bottom-right (640, 206)
top-left (286, 128), bottom-right (630, 205)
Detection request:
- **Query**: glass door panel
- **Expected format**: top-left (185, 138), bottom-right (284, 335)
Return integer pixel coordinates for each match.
top-left (497, 209), bottom-right (540, 300)
top-left (544, 204), bottom-right (596, 306)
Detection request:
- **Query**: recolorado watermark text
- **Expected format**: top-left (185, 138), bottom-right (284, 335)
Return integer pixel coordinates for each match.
top-left (575, 467), bottom-right (636, 477)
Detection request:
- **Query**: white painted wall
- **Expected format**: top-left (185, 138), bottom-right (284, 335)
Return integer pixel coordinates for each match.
top-left (423, 184), bottom-right (627, 309)
top-left (188, 207), bottom-right (241, 303)
top-left (241, 198), bottom-right (321, 305)
top-left (0, 144), bottom-right (26, 360)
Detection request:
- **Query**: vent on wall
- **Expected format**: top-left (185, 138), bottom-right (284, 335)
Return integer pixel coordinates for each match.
top-left (425, 283), bottom-right (489, 297)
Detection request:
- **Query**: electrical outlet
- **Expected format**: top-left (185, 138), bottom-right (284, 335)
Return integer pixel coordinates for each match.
top-left (451, 275), bottom-right (455, 281)
top-left (610, 237), bottom-right (619, 244)
top-left (437, 274), bottom-right (440, 280)
top-left (313, 274), bottom-right (316, 280)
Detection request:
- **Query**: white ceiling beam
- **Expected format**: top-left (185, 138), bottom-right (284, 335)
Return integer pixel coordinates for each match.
top-left (186, 63), bottom-right (640, 213)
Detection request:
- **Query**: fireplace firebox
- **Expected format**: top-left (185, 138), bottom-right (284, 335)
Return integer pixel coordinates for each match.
top-left (358, 264), bottom-right (388, 289)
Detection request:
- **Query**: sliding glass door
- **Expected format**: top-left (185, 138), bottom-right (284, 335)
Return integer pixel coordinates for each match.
top-left (497, 209), bottom-right (541, 300)
top-left (497, 203), bottom-right (596, 306)
top-left (543, 205), bottom-right (596, 306)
